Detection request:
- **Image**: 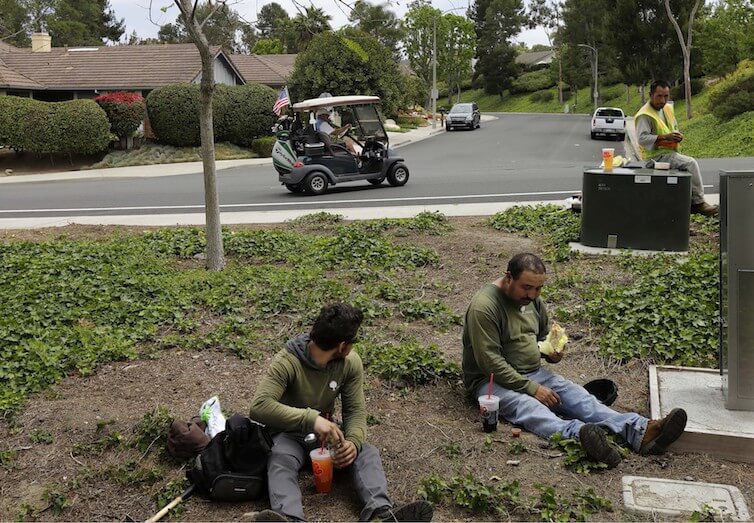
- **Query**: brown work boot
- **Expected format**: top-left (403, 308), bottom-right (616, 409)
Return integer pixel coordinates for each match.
top-left (578, 424), bottom-right (622, 468)
top-left (690, 202), bottom-right (719, 216)
top-left (639, 408), bottom-right (687, 455)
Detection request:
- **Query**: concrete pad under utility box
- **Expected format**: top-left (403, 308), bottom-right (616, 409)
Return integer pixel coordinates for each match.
top-left (649, 365), bottom-right (754, 462)
top-left (569, 242), bottom-right (687, 257)
top-left (622, 475), bottom-right (750, 520)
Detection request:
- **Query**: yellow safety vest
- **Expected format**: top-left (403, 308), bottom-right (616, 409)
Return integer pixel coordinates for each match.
top-left (634, 102), bottom-right (679, 160)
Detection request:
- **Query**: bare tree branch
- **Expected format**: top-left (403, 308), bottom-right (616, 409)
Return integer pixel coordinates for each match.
top-left (664, 0), bottom-right (703, 119)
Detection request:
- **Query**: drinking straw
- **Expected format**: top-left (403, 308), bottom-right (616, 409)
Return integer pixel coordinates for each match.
top-left (320, 440), bottom-right (326, 453)
top-left (488, 373), bottom-right (494, 399)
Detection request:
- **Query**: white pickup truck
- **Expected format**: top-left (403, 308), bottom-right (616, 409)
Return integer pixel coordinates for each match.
top-left (590, 107), bottom-right (626, 140)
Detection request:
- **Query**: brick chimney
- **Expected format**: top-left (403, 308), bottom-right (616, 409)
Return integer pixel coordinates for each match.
top-left (31, 32), bottom-right (52, 53)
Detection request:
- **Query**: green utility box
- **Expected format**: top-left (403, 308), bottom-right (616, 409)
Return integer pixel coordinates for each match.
top-left (580, 168), bottom-right (691, 251)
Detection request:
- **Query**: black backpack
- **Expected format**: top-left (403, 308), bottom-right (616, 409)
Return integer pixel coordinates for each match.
top-left (187, 414), bottom-right (274, 502)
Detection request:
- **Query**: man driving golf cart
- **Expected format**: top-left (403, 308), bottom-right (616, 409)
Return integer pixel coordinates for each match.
top-left (271, 95), bottom-right (410, 195)
top-left (314, 107), bottom-right (360, 156)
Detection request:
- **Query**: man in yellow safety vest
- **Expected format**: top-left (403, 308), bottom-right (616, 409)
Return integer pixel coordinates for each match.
top-left (634, 80), bottom-right (718, 216)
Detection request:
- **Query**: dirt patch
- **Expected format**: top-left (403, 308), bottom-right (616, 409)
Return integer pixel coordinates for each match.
top-left (0, 217), bottom-right (751, 522)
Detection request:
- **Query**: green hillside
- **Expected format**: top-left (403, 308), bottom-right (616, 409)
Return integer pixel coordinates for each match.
top-left (457, 82), bottom-right (754, 158)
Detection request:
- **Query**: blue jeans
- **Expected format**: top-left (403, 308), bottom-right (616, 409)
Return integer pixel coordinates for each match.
top-left (477, 367), bottom-right (649, 451)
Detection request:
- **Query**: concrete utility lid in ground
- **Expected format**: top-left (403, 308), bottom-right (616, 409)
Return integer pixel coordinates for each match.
top-left (622, 475), bottom-right (750, 521)
top-left (650, 365), bottom-right (754, 463)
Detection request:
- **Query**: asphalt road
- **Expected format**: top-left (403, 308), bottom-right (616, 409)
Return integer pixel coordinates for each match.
top-left (0, 113), bottom-right (745, 218)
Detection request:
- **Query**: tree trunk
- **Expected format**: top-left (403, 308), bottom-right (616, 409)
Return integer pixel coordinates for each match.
top-left (664, 0), bottom-right (702, 120)
top-left (177, 0), bottom-right (225, 271)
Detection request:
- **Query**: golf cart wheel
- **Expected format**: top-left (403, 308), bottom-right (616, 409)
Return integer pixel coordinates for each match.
top-left (285, 183), bottom-right (304, 193)
top-left (368, 177), bottom-right (385, 186)
top-left (387, 163), bottom-right (409, 187)
top-left (304, 172), bottom-right (329, 195)
top-left (590, 132), bottom-right (597, 139)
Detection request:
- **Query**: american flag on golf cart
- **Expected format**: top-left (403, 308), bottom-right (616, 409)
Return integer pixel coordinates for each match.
top-left (273, 86), bottom-right (290, 115)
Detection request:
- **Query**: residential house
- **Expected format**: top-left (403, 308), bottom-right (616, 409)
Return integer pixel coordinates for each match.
top-left (515, 49), bottom-right (556, 70)
top-left (230, 53), bottom-right (295, 88)
top-left (0, 33), bottom-right (296, 101)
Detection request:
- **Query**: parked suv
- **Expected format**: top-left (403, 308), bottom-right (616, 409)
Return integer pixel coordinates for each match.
top-left (446, 102), bottom-right (481, 131)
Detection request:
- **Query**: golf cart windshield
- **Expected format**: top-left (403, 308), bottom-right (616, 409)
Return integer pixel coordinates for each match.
top-left (351, 105), bottom-right (387, 142)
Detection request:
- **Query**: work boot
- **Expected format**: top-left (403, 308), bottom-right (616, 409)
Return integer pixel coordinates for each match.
top-left (249, 509), bottom-right (288, 522)
top-left (639, 408), bottom-right (687, 455)
top-left (690, 202), bottom-right (719, 216)
top-left (578, 424), bottom-right (622, 468)
top-left (374, 500), bottom-right (434, 522)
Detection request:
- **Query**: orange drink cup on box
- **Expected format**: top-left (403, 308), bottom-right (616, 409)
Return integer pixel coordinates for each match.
top-left (602, 148), bottom-right (615, 171)
top-left (309, 448), bottom-right (333, 493)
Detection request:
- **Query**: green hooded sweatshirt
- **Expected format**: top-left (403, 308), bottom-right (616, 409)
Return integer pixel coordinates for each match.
top-left (250, 333), bottom-right (367, 451)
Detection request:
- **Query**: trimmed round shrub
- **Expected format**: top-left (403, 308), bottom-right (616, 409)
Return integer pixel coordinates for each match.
top-left (54, 100), bottom-right (112, 154)
top-left (147, 83), bottom-right (277, 147)
top-left (146, 84), bottom-right (202, 146)
top-left (709, 60), bottom-right (754, 121)
top-left (216, 83), bottom-right (277, 147)
top-left (0, 96), bottom-right (109, 154)
top-left (95, 91), bottom-right (145, 139)
top-left (251, 136), bottom-right (277, 157)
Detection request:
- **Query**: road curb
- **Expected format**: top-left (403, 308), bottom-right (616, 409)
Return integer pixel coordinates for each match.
top-left (0, 125), bottom-right (448, 185)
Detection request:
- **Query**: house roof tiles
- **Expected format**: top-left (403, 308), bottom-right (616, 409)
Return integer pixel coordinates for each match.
top-left (229, 53), bottom-right (295, 86)
top-left (515, 49), bottom-right (556, 67)
top-left (0, 43), bottom-right (236, 90)
top-left (0, 58), bottom-right (43, 89)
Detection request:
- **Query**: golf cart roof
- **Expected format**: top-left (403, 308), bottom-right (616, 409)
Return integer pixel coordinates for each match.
top-left (291, 95), bottom-right (381, 111)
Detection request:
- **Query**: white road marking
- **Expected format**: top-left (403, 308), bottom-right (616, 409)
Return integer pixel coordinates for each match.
top-left (0, 185), bottom-right (717, 215)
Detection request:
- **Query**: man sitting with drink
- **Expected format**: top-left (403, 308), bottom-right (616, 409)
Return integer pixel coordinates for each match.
top-left (462, 253), bottom-right (688, 467)
top-left (635, 79), bottom-right (717, 216)
top-left (249, 303), bottom-right (433, 522)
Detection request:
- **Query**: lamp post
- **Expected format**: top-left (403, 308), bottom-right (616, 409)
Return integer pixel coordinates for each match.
top-left (577, 43), bottom-right (598, 111)
top-left (432, 17), bottom-right (437, 129)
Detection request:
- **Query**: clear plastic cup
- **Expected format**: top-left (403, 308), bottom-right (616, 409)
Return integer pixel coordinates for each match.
top-left (602, 148), bottom-right (615, 172)
top-left (478, 395), bottom-right (500, 432)
top-left (309, 448), bottom-right (333, 493)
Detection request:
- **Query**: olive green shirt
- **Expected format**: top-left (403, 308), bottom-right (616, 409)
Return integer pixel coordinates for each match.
top-left (462, 284), bottom-right (550, 398)
top-left (250, 344), bottom-right (367, 451)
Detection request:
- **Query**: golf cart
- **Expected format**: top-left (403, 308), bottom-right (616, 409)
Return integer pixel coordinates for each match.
top-left (271, 95), bottom-right (409, 195)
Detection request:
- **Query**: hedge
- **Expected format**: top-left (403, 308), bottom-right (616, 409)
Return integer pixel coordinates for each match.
top-left (146, 83), bottom-right (277, 147)
top-left (670, 79), bottom-right (705, 101)
top-left (216, 84), bottom-right (277, 147)
top-left (708, 62), bottom-right (754, 121)
top-left (146, 84), bottom-right (202, 146)
top-left (0, 96), bottom-right (110, 154)
top-left (95, 91), bottom-right (145, 139)
top-left (529, 89), bottom-right (554, 102)
top-left (510, 68), bottom-right (555, 94)
top-left (251, 136), bottom-right (277, 157)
